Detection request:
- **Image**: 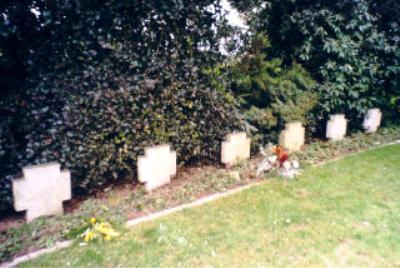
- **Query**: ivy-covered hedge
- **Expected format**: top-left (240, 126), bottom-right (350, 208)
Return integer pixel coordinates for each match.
top-left (0, 0), bottom-right (242, 211)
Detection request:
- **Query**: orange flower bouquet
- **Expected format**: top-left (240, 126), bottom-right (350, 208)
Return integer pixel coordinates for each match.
top-left (256, 144), bottom-right (300, 178)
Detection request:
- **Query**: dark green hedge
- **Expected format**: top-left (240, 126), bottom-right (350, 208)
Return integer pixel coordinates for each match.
top-left (232, 0), bottom-right (400, 128)
top-left (0, 0), bottom-right (242, 211)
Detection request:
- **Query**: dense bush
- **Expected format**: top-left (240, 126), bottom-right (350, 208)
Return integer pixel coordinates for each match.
top-left (228, 35), bottom-right (317, 145)
top-left (369, 0), bottom-right (400, 119)
top-left (291, 2), bottom-right (393, 126)
top-left (232, 0), bottom-right (400, 128)
top-left (0, 0), bottom-right (242, 211)
top-left (62, 77), bottom-right (240, 189)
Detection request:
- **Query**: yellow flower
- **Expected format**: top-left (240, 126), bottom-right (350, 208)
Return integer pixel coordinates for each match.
top-left (80, 218), bottom-right (120, 242)
top-left (83, 229), bottom-right (95, 242)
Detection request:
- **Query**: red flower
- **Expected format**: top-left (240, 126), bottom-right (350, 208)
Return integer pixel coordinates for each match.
top-left (273, 145), bottom-right (289, 166)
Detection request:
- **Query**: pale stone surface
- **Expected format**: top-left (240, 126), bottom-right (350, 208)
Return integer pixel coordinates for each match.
top-left (279, 122), bottom-right (305, 153)
top-left (363, 108), bottom-right (382, 133)
top-left (12, 163), bottom-right (71, 222)
top-left (326, 114), bottom-right (347, 141)
top-left (221, 132), bottom-right (251, 166)
top-left (138, 144), bottom-right (176, 191)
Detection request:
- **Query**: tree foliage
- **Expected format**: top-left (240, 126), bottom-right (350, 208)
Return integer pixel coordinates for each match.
top-left (369, 0), bottom-right (400, 114)
top-left (228, 35), bottom-right (317, 144)
top-left (231, 0), bottom-right (400, 126)
top-left (0, 0), bottom-right (242, 211)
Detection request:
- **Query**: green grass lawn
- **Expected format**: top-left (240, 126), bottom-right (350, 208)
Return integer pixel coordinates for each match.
top-left (21, 144), bottom-right (400, 267)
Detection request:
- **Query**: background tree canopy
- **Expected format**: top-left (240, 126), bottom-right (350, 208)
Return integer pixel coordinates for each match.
top-left (231, 0), bottom-right (400, 130)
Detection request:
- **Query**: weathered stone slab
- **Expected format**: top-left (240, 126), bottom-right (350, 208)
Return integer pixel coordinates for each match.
top-left (326, 114), bottom-right (347, 141)
top-left (138, 144), bottom-right (176, 191)
top-left (363, 108), bottom-right (382, 133)
top-left (221, 132), bottom-right (251, 166)
top-left (279, 122), bottom-right (305, 153)
top-left (12, 163), bottom-right (71, 222)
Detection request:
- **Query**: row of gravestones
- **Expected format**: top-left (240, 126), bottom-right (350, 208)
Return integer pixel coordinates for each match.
top-left (12, 108), bottom-right (382, 222)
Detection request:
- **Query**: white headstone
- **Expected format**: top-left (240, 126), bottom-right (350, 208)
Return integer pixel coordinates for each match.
top-left (326, 114), bottom-right (347, 141)
top-left (12, 163), bottom-right (71, 222)
top-left (138, 144), bottom-right (176, 191)
top-left (363, 108), bottom-right (382, 133)
top-left (279, 122), bottom-right (305, 153)
top-left (221, 132), bottom-right (251, 166)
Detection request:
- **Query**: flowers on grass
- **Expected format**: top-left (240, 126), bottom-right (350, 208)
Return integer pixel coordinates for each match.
top-left (256, 144), bottom-right (300, 178)
top-left (80, 217), bottom-right (120, 242)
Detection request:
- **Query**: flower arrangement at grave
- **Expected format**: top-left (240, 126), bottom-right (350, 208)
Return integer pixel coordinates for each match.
top-left (80, 217), bottom-right (120, 243)
top-left (256, 144), bottom-right (300, 178)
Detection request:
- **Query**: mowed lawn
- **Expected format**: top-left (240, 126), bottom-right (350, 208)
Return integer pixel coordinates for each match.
top-left (22, 145), bottom-right (400, 267)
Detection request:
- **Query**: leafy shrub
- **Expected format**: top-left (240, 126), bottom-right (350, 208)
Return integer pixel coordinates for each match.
top-left (233, 0), bottom-right (400, 128)
top-left (0, 0), bottom-right (242, 211)
top-left (293, 3), bottom-right (391, 125)
top-left (228, 35), bottom-right (318, 145)
top-left (370, 0), bottom-right (400, 119)
top-left (60, 77), bottom-right (239, 190)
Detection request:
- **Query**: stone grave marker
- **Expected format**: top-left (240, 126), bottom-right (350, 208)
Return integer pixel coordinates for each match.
top-left (12, 163), bottom-right (71, 222)
top-left (326, 114), bottom-right (347, 141)
top-left (279, 122), bottom-right (305, 153)
top-left (221, 132), bottom-right (251, 166)
top-left (363, 108), bottom-right (382, 133)
top-left (138, 144), bottom-right (176, 191)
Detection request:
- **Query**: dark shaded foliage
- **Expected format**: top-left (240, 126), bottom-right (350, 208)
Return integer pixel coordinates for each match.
top-left (227, 35), bottom-right (318, 146)
top-left (231, 0), bottom-right (400, 132)
top-left (0, 0), bottom-right (242, 211)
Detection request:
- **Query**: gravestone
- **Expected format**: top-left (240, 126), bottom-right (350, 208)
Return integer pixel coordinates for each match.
top-left (12, 163), bottom-right (71, 222)
top-left (363, 108), bottom-right (382, 133)
top-left (326, 114), bottom-right (347, 141)
top-left (279, 122), bottom-right (305, 153)
top-left (138, 144), bottom-right (176, 191)
top-left (221, 132), bottom-right (251, 166)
